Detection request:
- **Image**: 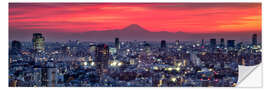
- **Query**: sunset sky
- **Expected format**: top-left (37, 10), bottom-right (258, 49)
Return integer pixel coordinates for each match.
top-left (9, 3), bottom-right (261, 33)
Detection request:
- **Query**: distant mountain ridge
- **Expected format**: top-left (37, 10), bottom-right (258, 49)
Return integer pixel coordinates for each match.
top-left (122, 24), bottom-right (149, 32)
top-left (9, 24), bottom-right (262, 42)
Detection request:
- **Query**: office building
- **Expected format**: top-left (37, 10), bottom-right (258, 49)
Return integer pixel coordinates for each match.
top-left (252, 34), bottom-right (257, 46)
top-left (220, 38), bottom-right (225, 48)
top-left (95, 44), bottom-right (110, 81)
top-left (32, 33), bottom-right (45, 52)
top-left (227, 40), bottom-right (235, 48)
top-left (115, 37), bottom-right (120, 50)
top-left (11, 40), bottom-right (22, 50)
top-left (210, 39), bottom-right (216, 48)
top-left (161, 40), bottom-right (166, 48)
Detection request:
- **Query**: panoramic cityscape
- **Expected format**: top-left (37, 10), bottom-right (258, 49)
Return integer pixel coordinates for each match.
top-left (9, 3), bottom-right (261, 87)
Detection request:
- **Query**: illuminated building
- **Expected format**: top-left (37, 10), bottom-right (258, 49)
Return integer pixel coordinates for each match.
top-left (33, 61), bottom-right (59, 87)
top-left (95, 44), bottom-right (110, 81)
top-left (32, 33), bottom-right (45, 52)
top-left (175, 40), bottom-right (180, 46)
top-left (109, 47), bottom-right (117, 55)
top-left (144, 43), bottom-right (151, 55)
top-left (47, 67), bottom-right (58, 87)
top-left (88, 45), bottom-right (96, 56)
top-left (129, 58), bottom-right (135, 65)
top-left (241, 58), bottom-right (246, 66)
top-left (201, 39), bottom-right (205, 48)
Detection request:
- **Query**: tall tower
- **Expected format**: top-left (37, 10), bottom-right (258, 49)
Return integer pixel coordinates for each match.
top-left (175, 40), bottom-right (180, 46)
top-left (11, 40), bottom-right (21, 50)
top-left (95, 44), bottom-right (109, 81)
top-left (201, 39), bottom-right (205, 48)
top-left (115, 37), bottom-right (120, 50)
top-left (161, 40), bottom-right (166, 48)
top-left (220, 38), bottom-right (225, 48)
top-left (10, 40), bottom-right (22, 55)
top-left (252, 34), bottom-right (257, 46)
top-left (210, 38), bottom-right (216, 48)
top-left (32, 33), bottom-right (45, 52)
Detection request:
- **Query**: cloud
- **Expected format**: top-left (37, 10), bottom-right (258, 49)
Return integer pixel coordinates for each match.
top-left (9, 3), bottom-right (261, 33)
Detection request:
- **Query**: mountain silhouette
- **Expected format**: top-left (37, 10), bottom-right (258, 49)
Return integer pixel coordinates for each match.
top-left (122, 24), bottom-right (149, 32)
top-left (9, 24), bottom-right (262, 42)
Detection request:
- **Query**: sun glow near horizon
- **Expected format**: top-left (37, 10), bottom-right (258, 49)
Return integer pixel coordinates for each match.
top-left (9, 3), bottom-right (261, 33)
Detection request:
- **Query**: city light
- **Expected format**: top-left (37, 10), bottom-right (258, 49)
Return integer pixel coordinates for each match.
top-left (167, 67), bottom-right (173, 71)
top-left (8, 32), bottom-right (261, 87)
top-left (177, 62), bottom-right (182, 67)
top-left (175, 67), bottom-right (181, 71)
top-left (90, 62), bottom-right (95, 66)
top-left (110, 61), bottom-right (117, 67)
top-left (117, 62), bottom-right (123, 67)
top-left (153, 66), bottom-right (159, 70)
top-left (83, 62), bottom-right (88, 66)
top-left (171, 77), bottom-right (177, 82)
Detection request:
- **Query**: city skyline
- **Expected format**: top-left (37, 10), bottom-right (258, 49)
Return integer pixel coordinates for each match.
top-left (9, 32), bottom-right (262, 87)
top-left (8, 2), bottom-right (262, 87)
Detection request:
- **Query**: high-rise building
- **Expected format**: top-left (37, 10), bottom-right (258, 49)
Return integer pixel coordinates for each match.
top-left (161, 40), bottom-right (166, 48)
top-left (88, 45), bottom-right (96, 57)
top-left (201, 39), bottom-right (205, 48)
top-left (95, 44), bottom-right (109, 81)
top-left (201, 39), bottom-right (204, 46)
top-left (115, 37), bottom-right (120, 50)
top-left (10, 40), bottom-right (22, 55)
top-left (220, 38), bottom-right (225, 48)
top-left (33, 61), bottom-right (59, 87)
top-left (46, 60), bottom-right (58, 86)
top-left (210, 39), bottom-right (216, 48)
top-left (144, 43), bottom-right (151, 55)
top-left (32, 33), bottom-right (45, 52)
top-left (227, 40), bottom-right (235, 48)
top-left (175, 40), bottom-right (180, 46)
top-left (11, 40), bottom-right (21, 50)
top-left (252, 34), bottom-right (257, 46)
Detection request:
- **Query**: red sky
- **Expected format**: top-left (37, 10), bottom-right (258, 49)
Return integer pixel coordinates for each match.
top-left (9, 3), bottom-right (261, 33)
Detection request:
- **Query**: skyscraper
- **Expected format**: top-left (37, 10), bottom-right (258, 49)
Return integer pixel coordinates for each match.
top-left (161, 40), bottom-right (166, 48)
top-left (175, 40), bottom-right (180, 46)
top-left (227, 40), bottom-right (235, 48)
top-left (32, 33), bottom-right (45, 52)
top-left (220, 38), bottom-right (225, 48)
top-left (11, 40), bottom-right (21, 50)
top-left (210, 39), bottom-right (216, 48)
top-left (115, 37), bottom-right (120, 50)
top-left (95, 44), bottom-right (110, 81)
top-left (252, 34), bottom-right (257, 46)
top-left (10, 40), bottom-right (22, 55)
top-left (144, 43), bottom-right (151, 55)
top-left (201, 39), bottom-right (205, 48)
